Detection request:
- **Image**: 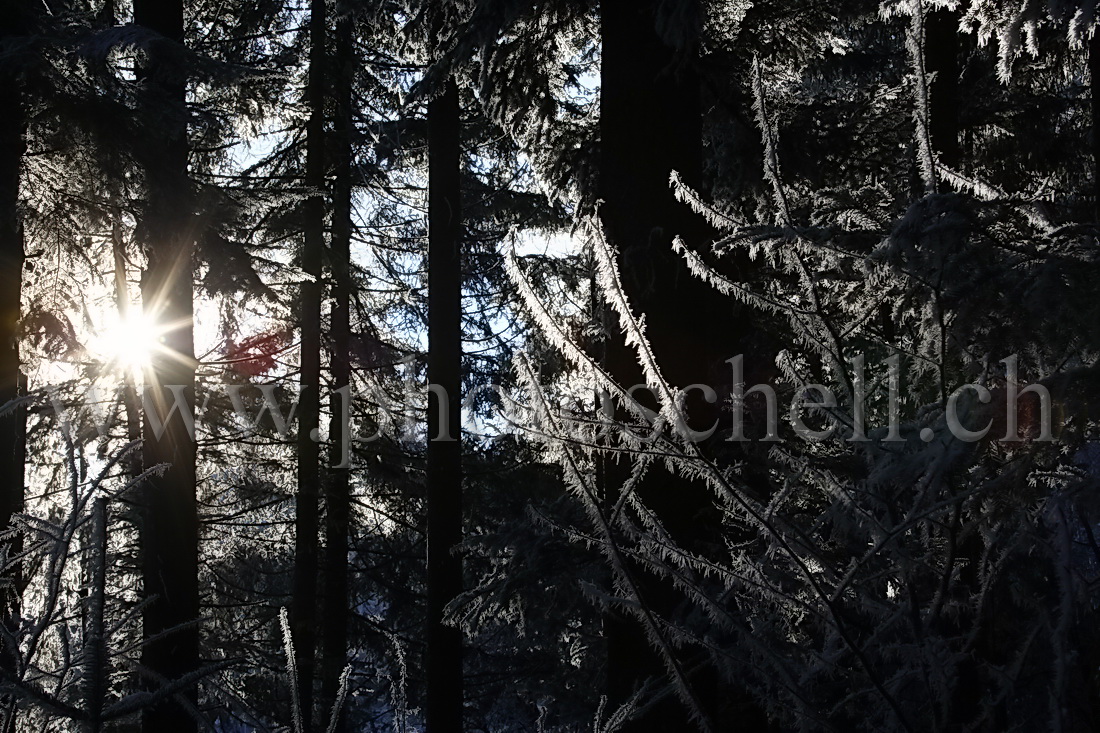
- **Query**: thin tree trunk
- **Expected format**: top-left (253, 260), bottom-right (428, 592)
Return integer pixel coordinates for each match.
top-left (112, 207), bottom-right (142, 474)
top-left (320, 4), bottom-right (354, 730)
top-left (0, 44), bottom-right (27, 733)
top-left (426, 76), bottom-right (463, 733)
top-left (1090, 31), bottom-right (1100, 219)
top-left (133, 1), bottom-right (199, 730)
top-left (84, 498), bottom-right (109, 733)
top-left (292, 0), bottom-right (327, 727)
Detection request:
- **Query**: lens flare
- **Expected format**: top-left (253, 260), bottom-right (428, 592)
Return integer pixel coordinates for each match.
top-left (94, 311), bottom-right (163, 375)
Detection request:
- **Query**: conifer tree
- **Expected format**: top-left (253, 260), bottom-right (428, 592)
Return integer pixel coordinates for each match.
top-left (320, 2), bottom-right (355, 728)
top-left (925, 6), bottom-right (962, 171)
top-left (426, 69), bottom-right (464, 733)
top-left (292, 0), bottom-right (327, 727)
top-left (131, 0), bottom-right (200, 729)
top-left (4, 1), bottom-right (1100, 730)
top-left (1091, 32), bottom-right (1100, 216)
top-left (0, 4), bottom-right (30, 731)
top-left (598, 0), bottom-right (763, 727)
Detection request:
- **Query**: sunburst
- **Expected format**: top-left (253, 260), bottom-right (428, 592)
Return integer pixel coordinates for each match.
top-left (93, 311), bottom-right (181, 379)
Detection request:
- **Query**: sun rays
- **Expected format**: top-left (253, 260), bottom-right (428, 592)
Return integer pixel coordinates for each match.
top-left (92, 310), bottom-right (194, 381)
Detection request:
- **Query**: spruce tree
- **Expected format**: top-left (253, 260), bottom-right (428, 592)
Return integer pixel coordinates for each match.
top-left (0, 4), bottom-right (30, 730)
top-left (320, 1), bottom-right (355, 728)
top-left (291, 0), bottom-right (326, 725)
top-left (426, 70), bottom-right (464, 733)
top-left (132, 0), bottom-right (200, 729)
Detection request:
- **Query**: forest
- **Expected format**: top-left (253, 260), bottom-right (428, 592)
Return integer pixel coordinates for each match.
top-left (1, 0), bottom-right (1099, 730)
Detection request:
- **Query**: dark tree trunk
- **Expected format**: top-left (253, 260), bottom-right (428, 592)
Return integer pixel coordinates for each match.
top-left (922, 9), bottom-right (1001, 731)
top-left (320, 4), bottom-right (353, 730)
top-left (112, 207), bottom-right (142, 475)
top-left (599, 0), bottom-right (705, 727)
top-left (924, 8), bottom-right (961, 171)
top-left (292, 0), bottom-right (326, 728)
top-left (599, 1), bottom-right (766, 729)
top-left (426, 77), bottom-right (463, 733)
top-left (1090, 32), bottom-right (1100, 219)
top-left (85, 498), bottom-right (109, 733)
top-left (923, 15), bottom-right (1014, 733)
top-left (0, 45), bottom-right (27, 733)
top-left (132, 1), bottom-right (199, 730)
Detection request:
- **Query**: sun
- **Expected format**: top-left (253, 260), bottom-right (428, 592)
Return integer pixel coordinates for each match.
top-left (94, 311), bottom-right (164, 375)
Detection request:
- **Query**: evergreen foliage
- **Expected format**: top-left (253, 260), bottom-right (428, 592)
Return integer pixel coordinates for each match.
top-left (1, 0), bottom-right (1099, 730)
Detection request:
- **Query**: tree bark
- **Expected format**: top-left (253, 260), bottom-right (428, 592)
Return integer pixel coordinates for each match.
top-left (923, 10), bottom-right (1004, 731)
top-left (599, 1), bottom-right (704, 728)
top-left (112, 206), bottom-right (142, 475)
top-left (426, 77), bottom-right (463, 733)
top-left (85, 498), bottom-right (109, 733)
top-left (0, 38), bottom-right (27, 733)
top-left (599, 1), bottom-right (765, 729)
top-left (292, 0), bottom-right (327, 728)
top-left (320, 4), bottom-right (353, 730)
top-left (924, 8), bottom-right (961, 171)
top-left (132, 1), bottom-right (199, 730)
top-left (1090, 31), bottom-right (1100, 219)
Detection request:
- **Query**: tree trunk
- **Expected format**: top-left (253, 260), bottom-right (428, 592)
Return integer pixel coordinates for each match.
top-left (132, 1), bottom-right (200, 730)
top-left (1090, 31), bottom-right (1100, 219)
top-left (320, 4), bottom-right (353, 730)
top-left (292, 0), bottom-right (326, 728)
top-left (0, 42), bottom-right (27, 733)
top-left (112, 206), bottom-right (142, 475)
top-left (426, 77), bottom-right (463, 733)
top-left (924, 8), bottom-right (960, 171)
top-left (599, 1), bottom-right (703, 727)
top-left (923, 9), bottom-right (1003, 731)
top-left (599, 1), bottom-right (765, 729)
top-left (84, 498), bottom-right (109, 733)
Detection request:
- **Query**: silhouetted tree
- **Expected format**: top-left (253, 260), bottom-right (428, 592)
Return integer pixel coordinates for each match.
top-left (291, 0), bottom-right (327, 727)
top-left (132, 0), bottom-right (200, 729)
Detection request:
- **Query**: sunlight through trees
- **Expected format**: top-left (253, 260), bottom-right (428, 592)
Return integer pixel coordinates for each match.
top-left (1, 0), bottom-right (1100, 731)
